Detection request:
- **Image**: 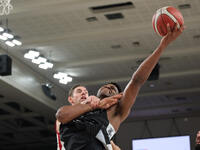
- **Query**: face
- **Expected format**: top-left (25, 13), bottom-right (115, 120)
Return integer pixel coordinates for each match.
top-left (97, 84), bottom-right (119, 99)
top-left (68, 86), bottom-right (89, 105)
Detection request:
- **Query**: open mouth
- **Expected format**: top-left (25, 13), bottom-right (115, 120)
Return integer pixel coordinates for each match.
top-left (81, 96), bottom-right (86, 99)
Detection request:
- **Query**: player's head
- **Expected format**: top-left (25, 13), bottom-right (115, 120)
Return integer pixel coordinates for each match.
top-left (97, 82), bottom-right (121, 99)
top-left (68, 84), bottom-right (89, 105)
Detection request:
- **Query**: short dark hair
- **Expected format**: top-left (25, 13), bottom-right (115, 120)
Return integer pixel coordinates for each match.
top-left (68, 84), bottom-right (82, 97)
top-left (105, 82), bottom-right (122, 93)
top-left (110, 82), bottom-right (122, 93)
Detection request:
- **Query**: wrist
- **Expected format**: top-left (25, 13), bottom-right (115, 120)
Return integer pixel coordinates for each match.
top-left (159, 41), bottom-right (167, 50)
top-left (86, 103), bottom-right (94, 111)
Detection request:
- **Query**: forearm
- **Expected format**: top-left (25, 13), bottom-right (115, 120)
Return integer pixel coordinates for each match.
top-left (118, 24), bottom-right (183, 122)
top-left (56, 104), bottom-right (92, 124)
top-left (119, 44), bottom-right (166, 120)
top-left (132, 24), bottom-right (184, 85)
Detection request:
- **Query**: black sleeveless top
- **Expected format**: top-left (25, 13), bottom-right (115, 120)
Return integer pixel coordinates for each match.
top-left (60, 109), bottom-right (115, 150)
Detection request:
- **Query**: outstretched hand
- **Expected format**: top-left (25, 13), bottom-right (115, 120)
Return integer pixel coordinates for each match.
top-left (160, 23), bottom-right (185, 48)
top-left (98, 93), bottom-right (123, 109)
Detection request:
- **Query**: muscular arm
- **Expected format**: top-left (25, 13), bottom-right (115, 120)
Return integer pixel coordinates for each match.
top-left (115, 24), bottom-right (184, 123)
top-left (56, 103), bottom-right (92, 124)
top-left (56, 94), bottom-right (122, 124)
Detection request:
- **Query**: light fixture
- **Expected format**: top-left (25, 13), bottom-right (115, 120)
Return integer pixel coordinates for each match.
top-left (44, 62), bottom-right (53, 68)
top-left (24, 50), bottom-right (40, 60)
top-left (53, 72), bottom-right (73, 84)
top-left (41, 83), bottom-right (56, 100)
top-left (65, 76), bottom-right (72, 82)
top-left (37, 56), bottom-right (47, 63)
top-left (0, 27), bottom-right (22, 47)
top-left (59, 79), bottom-right (68, 85)
top-left (53, 72), bottom-right (67, 79)
top-left (149, 83), bottom-right (155, 88)
top-left (38, 63), bottom-right (48, 70)
top-left (2, 32), bottom-right (14, 39)
top-left (32, 56), bottom-right (47, 65)
top-left (12, 39), bottom-right (22, 46)
top-left (28, 50), bottom-right (40, 57)
top-left (5, 41), bottom-right (15, 47)
top-left (24, 50), bottom-right (53, 70)
top-left (32, 58), bottom-right (41, 64)
top-left (53, 73), bottom-right (60, 79)
top-left (38, 62), bottom-right (53, 70)
top-left (0, 34), bottom-right (7, 40)
top-left (32, 56), bottom-right (47, 64)
top-left (0, 27), bottom-right (4, 32)
top-left (59, 76), bottom-right (73, 85)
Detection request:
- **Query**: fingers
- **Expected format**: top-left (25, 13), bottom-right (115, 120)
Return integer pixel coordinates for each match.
top-left (179, 25), bottom-right (185, 33)
top-left (104, 101), bottom-right (118, 109)
top-left (99, 98), bottom-right (118, 109)
top-left (174, 23), bottom-right (178, 31)
top-left (111, 141), bottom-right (121, 150)
top-left (166, 23), bottom-right (171, 33)
top-left (101, 98), bottom-right (118, 105)
top-left (88, 96), bottom-right (100, 109)
top-left (110, 93), bottom-right (123, 99)
top-left (98, 93), bottom-right (123, 109)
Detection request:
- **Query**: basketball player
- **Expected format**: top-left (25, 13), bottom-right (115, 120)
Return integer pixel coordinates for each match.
top-left (56, 85), bottom-right (122, 150)
top-left (56, 23), bottom-right (184, 150)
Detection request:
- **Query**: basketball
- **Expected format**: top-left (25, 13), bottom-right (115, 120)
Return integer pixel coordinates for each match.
top-left (152, 6), bottom-right (184, 36)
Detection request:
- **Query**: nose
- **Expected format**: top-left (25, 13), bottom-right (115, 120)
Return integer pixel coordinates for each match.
top-left (82, 90), bottom-right (87, 95)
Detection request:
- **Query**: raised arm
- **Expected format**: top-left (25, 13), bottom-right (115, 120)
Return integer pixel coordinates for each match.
top-left (118, 24), bottom-right (184, 122)
top-left (56, 94), bottom-right (122, 124)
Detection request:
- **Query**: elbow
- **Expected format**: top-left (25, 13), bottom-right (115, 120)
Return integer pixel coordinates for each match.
top-left (55, 109), bottom-right (62, 123)
top-left (131, 75), bottom-right (145, 86)
top-left (55, 108), bottom-right (67, 124)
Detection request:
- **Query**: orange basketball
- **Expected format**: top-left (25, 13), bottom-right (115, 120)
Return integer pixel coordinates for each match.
top-left (152, 6), bottom-right (184, 36)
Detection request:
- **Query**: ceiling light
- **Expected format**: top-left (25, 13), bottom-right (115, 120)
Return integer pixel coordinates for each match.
top-left (32, 57), bottom-right (47, 64)
top-left (12, 39), bottom-right (22, 46)
top-left (65, 76), bottom-right (72, 82)
top-left (53, 72), bottom-right (67, 79)
top-left (24, 50), bottom-right (40, 60)
top-left (5, 41), bottom-right (15, 47)
top-left (2, 32), bottom-right (14, 39)
top-left (38, 63), bottom-right (48, 70)
top-left (44, 62), bottom-right (53, 68)
top-left (37, 56), bottom-right (47, 63)
top-left (53, 72), bottom-right (73, 84)
top-left (0, 27), bottom-right (4, 32)
top-left (28, 50), bottom-right (40, 57)
top-left (32, 58), bottom-right (41, 64)
top-left (24, 53), bottom-right (36, 59)
top-left (59, 79), bottom-right (68, 85)
top-left (149, 83), bottom-right (155, 88)
top-left (0, 34), bottom-right (7, 40)
top-left (59, 76), bottom-right (72, 84)
top-left (53, 73), bottom-right (60, 79)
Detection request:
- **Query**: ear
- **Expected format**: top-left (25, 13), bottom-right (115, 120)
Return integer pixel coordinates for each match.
top-left (68, 96), bottom-right (74, 105)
